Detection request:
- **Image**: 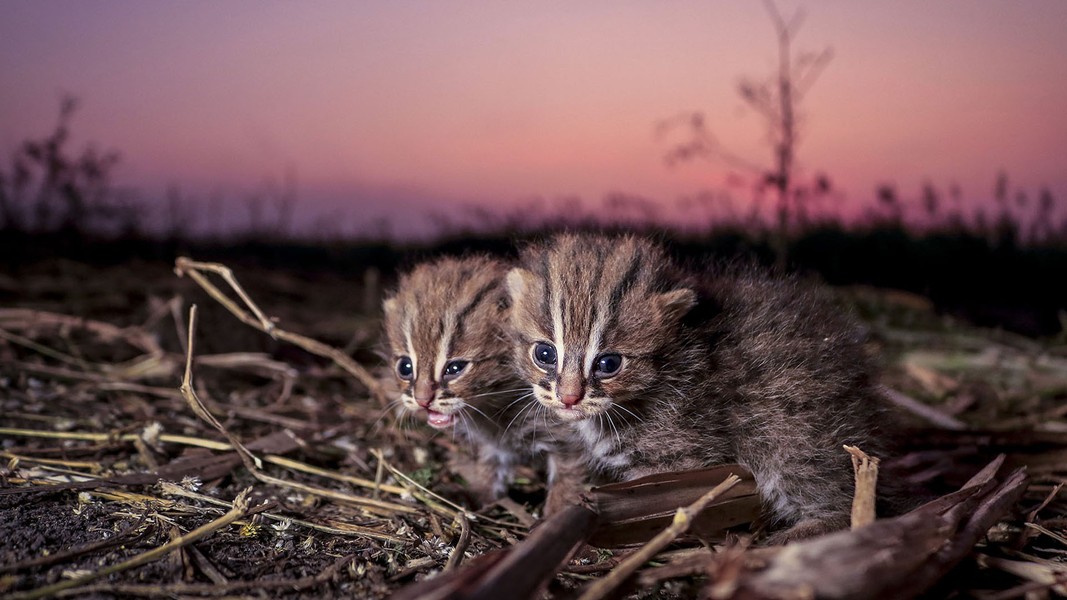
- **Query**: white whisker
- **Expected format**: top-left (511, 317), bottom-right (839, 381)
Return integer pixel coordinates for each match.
top-left (371, 399), bottom-right (406, 430)
top-left (494, 391), bottom-right (535, 417)
top-left (462, 402), bottom-right (492, 423)
top-left (504, 399), bottom-right (538, 435)
top-left (605, 409), bottom-right (622, 449)
top-left (467, 388), bottom-right (532, 399)
top-left (611, 402), bottom-right (644, 425)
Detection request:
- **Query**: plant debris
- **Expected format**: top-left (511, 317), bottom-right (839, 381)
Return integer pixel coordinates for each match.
top-left (1, 257), bottom-right (1065, 598)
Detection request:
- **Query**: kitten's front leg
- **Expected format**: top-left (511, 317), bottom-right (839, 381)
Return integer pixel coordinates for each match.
top-left (450, 444), bottom-right (514, 507)
top-left (544, 452), bottom-right (589, 517)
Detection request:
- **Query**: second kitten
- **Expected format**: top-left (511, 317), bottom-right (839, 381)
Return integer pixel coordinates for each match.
top-left (506, 234), bottom-right (893, 541)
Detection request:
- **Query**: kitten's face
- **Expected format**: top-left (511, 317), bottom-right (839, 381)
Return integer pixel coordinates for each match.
top-left (382, 257), bottom-right (512, 430)
top-left (506, 235), bottom-right (695, 423)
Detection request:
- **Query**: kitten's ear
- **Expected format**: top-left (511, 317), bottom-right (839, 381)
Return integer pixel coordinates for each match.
top-left (656, 288), bottom-right (697, 322)
top-left (505, 268), bottom-right (538, 304)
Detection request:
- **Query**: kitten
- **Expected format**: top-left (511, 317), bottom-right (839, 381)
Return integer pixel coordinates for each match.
top-left (506, 233), bottom-right (891, 541)
top-left (382, 255), bottom-right (564, 504)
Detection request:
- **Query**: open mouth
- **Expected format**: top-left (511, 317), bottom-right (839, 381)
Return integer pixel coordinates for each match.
top-left (426, 410), bottom-right (455, 429)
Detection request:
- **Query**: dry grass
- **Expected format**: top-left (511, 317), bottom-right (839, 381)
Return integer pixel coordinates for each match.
top-left (0, 257), bottom-right (1065, 598)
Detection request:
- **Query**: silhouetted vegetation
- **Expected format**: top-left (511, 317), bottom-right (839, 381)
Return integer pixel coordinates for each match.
top-left (658, 0), bottom-right (837, 268)
top-left (1, 97), bottom-right (1064, 336)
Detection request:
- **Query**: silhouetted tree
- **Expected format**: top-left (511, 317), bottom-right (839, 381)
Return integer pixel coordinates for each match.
top-left (0, 95), bottom-right (132, 238)
top-left (661, 0), bottom-right (833, 266)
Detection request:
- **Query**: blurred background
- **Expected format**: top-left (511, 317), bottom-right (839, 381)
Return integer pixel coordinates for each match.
top-left (2, 1), bottom-right (1066, 335)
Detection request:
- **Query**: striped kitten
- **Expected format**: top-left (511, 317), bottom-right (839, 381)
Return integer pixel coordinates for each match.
top-left (506, 234), bottom-right (890, 541)
top-left (382, 256), bottom-right (559, 503)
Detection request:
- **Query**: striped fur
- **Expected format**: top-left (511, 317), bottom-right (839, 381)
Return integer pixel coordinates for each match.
top-left (507, 233), bottom-right (894, 541)
top-left (383, 256), bottom-right (553, 501)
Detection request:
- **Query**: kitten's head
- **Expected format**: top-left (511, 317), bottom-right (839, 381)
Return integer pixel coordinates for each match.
top-left (382, 256), bottom-right (513, 429)
top-left (506, 234), bottom-right (696, 422)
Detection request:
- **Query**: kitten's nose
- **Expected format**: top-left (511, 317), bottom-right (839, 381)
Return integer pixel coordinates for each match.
top-left (560, 392), bottom-right (582, 407)
top-left (557, 378), bottom-right (584, 407)
top-left (414, 379), bottom-right (437, 408)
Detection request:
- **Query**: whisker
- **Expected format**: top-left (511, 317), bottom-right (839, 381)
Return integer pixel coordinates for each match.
top-left (505, 399), bottom-right (538, 435)
top-left (605, 409), bottom-right (622, 449)
top-left (466, 388), bottom-right (532, 399)
top-left (529, 399), bottom-right (546, 441)
top-left (611, 402), bottom-right (644, 425)
top-left (371, 401), bottom-right (402, 430)
top-left (518, 396), bottom-right (544, 434)
top-left (463, 402), bottom-right (492, 422)
top-left (494, 391), bottom-right (536, 417)
top-left (382, 401), bottom-right (413, 432)
top-left (457, 411), bottom-right (478, 450)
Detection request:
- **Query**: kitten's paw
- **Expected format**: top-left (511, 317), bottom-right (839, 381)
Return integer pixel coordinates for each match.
top-left (450, 456), bottom-right (505, 507)
top-left (763, 515), bottom-right (849, 546)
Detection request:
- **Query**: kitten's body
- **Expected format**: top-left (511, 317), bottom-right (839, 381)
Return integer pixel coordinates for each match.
top-left (507, 234), bottom-right (891, 539)
top-left (382, 256), bottom-right (563, 502)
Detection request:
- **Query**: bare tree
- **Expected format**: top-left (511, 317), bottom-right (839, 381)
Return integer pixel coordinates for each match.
top-left (661, 0), bottom-right (832, 266)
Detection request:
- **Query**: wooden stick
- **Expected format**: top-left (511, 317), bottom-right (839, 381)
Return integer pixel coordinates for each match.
top-left (445, 512), bottom-right (472, 571)
top-left (845, 444), bottom-right (879, 529)
top-left (465, 503), bottom-right (599, 600)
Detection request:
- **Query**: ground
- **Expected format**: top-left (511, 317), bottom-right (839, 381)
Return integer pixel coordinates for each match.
top-left (1, 256), bottom-right (1065, 598)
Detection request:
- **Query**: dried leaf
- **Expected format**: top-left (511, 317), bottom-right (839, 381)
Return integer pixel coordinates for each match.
top-left (591, 465), bottom-right (760, 547)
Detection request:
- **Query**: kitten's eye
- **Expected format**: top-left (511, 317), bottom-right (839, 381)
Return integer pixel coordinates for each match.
top-left (532, 342), bottom-right (557, 369)
top-left (442, 360), bottom-right (468, 380)
top-left (594, 353), bottom-right (623, 377)
top-left (396, 356), bottom-right (414, 380)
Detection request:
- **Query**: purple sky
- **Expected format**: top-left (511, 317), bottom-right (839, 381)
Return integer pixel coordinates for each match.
top-left (2, 1), bottom-right (1066, 238)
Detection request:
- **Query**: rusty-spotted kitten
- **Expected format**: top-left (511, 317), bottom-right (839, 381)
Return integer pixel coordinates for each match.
top-left (382, 255), bottom-right (565, 504)
top-left (506, 234), bottom-right (892, 542)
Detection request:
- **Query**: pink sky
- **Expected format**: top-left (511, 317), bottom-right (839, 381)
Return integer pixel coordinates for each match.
top-left (2, 1), bottom-right (1066, 238)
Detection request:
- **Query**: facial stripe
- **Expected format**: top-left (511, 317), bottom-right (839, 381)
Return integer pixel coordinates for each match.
top-left (583, 294), bottom-right (609, 376)
top-left (434, 310), bottom-right (457, 384)
top-left (454, 279), bottom-right (497, 326)
top-left (403, 304), bottom-right (418, 379)
top-left (549, 268), bottom-right (566, 373)
top-left (602, 244), bottom-right (644, 336)
top-left (578, 259), bottom-right (608, 377)
top-left (446, 279), bottom-right (497, 358)
top-left (606, 249), bottom-right (642, 314)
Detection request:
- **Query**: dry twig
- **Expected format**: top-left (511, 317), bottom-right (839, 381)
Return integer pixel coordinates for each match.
top-left (174, 257), bottom-right (385, 403)
top-left (177, 304), bottom-right (417, 517)
top-left (845, 444), bottom-right (879, 528)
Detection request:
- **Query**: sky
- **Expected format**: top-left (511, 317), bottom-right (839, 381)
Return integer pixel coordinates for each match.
top-left (2, 1), bottom-right (1066, 238)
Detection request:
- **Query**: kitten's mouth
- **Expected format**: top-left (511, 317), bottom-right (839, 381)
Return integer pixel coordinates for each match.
top-left (553, 405), bottom-right (590, 422)
top-left (426, 410), bottom-right (455, 429)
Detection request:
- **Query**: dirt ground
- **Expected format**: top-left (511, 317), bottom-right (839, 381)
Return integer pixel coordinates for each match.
top-left (1, 257), bottom-right (1065, 598)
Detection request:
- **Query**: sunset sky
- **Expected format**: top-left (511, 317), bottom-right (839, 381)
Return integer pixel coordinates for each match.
top-left (2, 1), bottom-right (1066, 238)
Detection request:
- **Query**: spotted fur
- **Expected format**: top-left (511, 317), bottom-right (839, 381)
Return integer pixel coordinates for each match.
top-left (506, 233), bottom-right (894, 540)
